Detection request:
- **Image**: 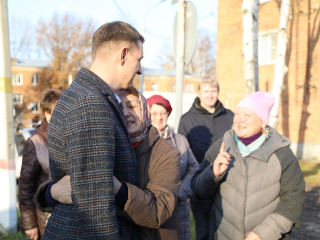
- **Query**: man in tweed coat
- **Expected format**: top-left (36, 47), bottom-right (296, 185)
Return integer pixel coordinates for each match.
top-left (42, 21), bottom-right (144, 239)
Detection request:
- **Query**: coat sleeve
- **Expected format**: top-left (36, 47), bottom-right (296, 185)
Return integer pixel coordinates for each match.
top-left (178, 139), bottom-right (199, 201)
top-left (19, 139), bottom-right (41, 231)
top-left (33, 180), bottom-right (54, 213)
top-left (118, 143), bottom-right (181, 228)
top-left (191, 138), bottom-right (224, 200)
top-left (252, 147), bottom-right (305, 239)
top-left (64, 95), bottom-right (120, 239)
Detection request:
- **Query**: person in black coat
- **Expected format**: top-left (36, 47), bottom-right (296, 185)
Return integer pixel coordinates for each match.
top-left (178, 76), bottom-right (234, 240)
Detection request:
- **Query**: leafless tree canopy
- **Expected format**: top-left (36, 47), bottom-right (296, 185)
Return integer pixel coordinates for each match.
top-left (36, 13), bottom-right (96, 89)
top-left (9, 17), bottom-right (36, 58)
top-left (158, 29), bottom-right (216, 77)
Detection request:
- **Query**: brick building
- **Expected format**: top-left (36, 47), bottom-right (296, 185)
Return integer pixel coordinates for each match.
top-left (12, 60), bottom-right (201, 128)
top-left (11, 59), bottom-right (51, 126)
top-left (217, 0), bottom-right (320, 160)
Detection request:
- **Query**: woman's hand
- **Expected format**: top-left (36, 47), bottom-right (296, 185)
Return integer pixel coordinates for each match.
top-left (51, 175), bottom-right (72, 204)
top-left (245, 232), bottom-right (261, 240)
top-left (113, 175), bottom-right (122, 194)
top-left (25, 227), bottom-right (38, 240)
top-left (213, 142), bottom-right (231, 177)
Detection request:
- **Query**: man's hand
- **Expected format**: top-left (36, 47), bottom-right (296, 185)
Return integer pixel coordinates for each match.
top-left (245, 232), bottom-right (261, 240)
top-left (213, 142), bottom-right (231, 177)
top-left (113, 175), bottom-right (122, 194)
top-left (51, 175), bottom-right (72, 204)
top-left (25, 227), bottom-right (38, 240)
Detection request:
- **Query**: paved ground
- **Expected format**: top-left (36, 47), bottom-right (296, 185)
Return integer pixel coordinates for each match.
top-left (291, 184), bottom-right (320, 240)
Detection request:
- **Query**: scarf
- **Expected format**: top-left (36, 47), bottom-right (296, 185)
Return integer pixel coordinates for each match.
top-left (129, 88), bottom-right (151, 144)
top-left (235, 133), bottom-right (266, 157)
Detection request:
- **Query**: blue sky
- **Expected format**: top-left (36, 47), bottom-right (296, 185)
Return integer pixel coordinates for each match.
top-left (7, 0), bottom-right (217, 69)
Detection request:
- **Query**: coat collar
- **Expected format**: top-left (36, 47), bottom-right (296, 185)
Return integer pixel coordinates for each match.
top-left (35, 118), bottom-right (48, 143)
top-left (134, 126), bottom-right (160, 159)
top-left (75, 68), bottom-right (131, 144)
top-left (223, 127), bottom-right (291, 162)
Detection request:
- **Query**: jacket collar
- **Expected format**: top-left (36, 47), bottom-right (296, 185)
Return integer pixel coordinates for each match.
top-left (135, 126), bottom-right (160, 159)
top-left (224, 127), bottom-right (291, 162)
top-left (35, 118), bottom-right (48, 143)
top-left (75, 68), bottom-right (131, 143)
top-left (191, 97), bottom-right (225, 118)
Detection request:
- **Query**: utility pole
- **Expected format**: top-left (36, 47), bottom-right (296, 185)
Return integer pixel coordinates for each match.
top-left (174, 0), bottom-right (186, 132)
top-left (0, 0), bottom-right (18, 235)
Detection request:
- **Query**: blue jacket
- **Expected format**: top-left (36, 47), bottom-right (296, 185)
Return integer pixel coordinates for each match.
top-left (43, 68), bottom-right (139, 240)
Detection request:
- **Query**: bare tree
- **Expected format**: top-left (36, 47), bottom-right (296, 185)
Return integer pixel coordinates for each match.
top-left (158, 29), bottom-right (216, 77)
top-left (242, 0), bottom-right (255, 95)
top-left (269, 0), bottom-right (291, 128)
top-left (186, 30), bottom-right (216, 77)
top-left (37, 13), bottom-right (96, 90)
top-left (9, 17), bottom-right (37, 58)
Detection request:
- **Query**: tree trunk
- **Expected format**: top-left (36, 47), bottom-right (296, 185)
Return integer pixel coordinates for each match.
top-left (253, 0), bottom-right (259, 91)
top-left (269, 0), bottom-right (291, 128)
top-left (242, 0), bottom-right (255, 95)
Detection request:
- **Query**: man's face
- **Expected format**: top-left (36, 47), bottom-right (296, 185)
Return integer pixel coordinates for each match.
top-left (197, 83), bottom-right (219, 109)
top-left (121, 41), bottom-right (143, 89)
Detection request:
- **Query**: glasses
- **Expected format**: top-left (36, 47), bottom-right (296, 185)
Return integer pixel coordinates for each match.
top-left (150, 112), bottom-right (168, 118)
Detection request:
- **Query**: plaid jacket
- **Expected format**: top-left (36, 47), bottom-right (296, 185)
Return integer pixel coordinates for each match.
top-left (42, 68), bottom-right (139, 240)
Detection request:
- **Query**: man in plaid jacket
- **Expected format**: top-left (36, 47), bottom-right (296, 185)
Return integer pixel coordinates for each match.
top-left (42, 21), bottom-right (144, 240)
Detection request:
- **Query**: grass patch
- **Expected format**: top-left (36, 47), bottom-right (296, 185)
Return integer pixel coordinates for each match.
top-left (0, 209), bottom-right (28, 240)
top-left (299, 161), bottom-right (320, 185)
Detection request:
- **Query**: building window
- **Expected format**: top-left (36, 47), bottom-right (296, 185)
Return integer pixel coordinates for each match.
top-left (31, 102), bottom-right (40, 113)
top-left (12, 74), bottom-right (23, 85)
top-left (12, 93), bottom-right (23, 104)
top-left (259, 31), bottom-right (277, 65)
top-left (151, 83), bottom-right (157, 92)
top-left (184, 83), bottom-right (194, 93)
top-left (32, 74), bottom-right (39, 85)
top-left (172, 83), bottom-right (176, 92)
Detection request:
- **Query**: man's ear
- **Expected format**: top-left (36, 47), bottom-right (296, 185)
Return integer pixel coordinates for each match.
top-left (120, 47), bottom-right (129, 66)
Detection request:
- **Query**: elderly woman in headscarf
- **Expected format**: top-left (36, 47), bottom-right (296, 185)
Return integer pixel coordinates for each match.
top-left (147, 95), bottom-right (199, 240)
top-left (34, 87), bottom-right (182, 240)
top-left (191, 91), bottom-right (305, 240)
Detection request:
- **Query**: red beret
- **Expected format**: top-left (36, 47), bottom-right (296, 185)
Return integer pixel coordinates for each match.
top-left (147, 95), bottom-right (172, 115)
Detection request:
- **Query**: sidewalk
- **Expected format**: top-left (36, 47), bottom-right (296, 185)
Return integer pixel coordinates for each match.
top-left (292, 183), bottom-right (320, 240)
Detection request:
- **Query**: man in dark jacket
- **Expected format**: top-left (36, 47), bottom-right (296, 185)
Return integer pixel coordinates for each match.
top-left (178, 76), bottom-right (234, 240)
top-left (42, 21), bottom-right (144, 240)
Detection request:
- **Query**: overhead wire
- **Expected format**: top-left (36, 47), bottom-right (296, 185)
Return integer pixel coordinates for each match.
top-left (112, 0), bottom-right (131, 23)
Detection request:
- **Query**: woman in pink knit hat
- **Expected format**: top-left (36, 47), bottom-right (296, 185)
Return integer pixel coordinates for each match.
top-left (191, 91), bottom-right (305, 240)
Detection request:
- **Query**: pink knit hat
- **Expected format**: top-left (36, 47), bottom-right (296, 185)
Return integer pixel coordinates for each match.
top-left (236, 91), bottom-right (275, 124)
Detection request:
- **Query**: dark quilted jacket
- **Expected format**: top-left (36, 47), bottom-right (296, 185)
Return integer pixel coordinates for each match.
top-left (42, 68), bottom-right (139, 240)
top-left (19, 119), bottom-right (51, 236)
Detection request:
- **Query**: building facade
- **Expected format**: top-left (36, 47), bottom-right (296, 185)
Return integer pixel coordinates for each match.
top-left (12, 60), bottom-right (202, 128)
top-left (217, 0), bottom-right (320, 160)
top-left (11, 59), bottom-right (51, 127)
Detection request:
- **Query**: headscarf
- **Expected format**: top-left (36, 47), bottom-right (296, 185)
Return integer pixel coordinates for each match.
top-left (129, 87), bottom-right (151, 144)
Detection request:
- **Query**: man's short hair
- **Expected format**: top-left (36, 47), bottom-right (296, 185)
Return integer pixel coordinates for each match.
top-left (197, 76), bottom-right (219, 92)
top-left (92, 21), bottom-right (145, 60)
top-left (40, 89), bottom-right (62, 114)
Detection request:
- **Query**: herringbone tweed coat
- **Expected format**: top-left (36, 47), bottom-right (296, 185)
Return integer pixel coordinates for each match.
top-left (42, 68), bottom-right (139, 240)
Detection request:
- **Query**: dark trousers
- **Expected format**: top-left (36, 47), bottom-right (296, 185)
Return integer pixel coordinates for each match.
top-left (192, 208), bottom-right (210, 240)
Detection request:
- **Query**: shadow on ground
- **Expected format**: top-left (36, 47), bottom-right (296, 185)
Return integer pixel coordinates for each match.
top-left (291, 184), bottom-right (320, 240)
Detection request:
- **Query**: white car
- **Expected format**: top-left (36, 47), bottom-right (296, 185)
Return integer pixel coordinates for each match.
top-left (15, 128), bottom-right (35, 178)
